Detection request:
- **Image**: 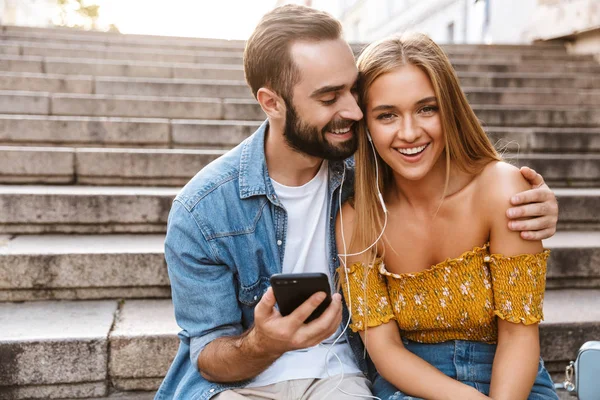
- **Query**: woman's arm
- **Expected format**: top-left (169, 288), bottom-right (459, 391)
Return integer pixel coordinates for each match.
top-left (489, 321), bottom-right (540, 400)
top-left (335, 204), bottom-right (489, 400)
top-left (485, 162), bottom-right (545, 400)
top-left (361, 323), bottom-right (491, 400)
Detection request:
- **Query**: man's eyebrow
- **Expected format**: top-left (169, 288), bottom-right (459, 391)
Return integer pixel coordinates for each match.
top-left (310, 84), bottom-right (346, 98)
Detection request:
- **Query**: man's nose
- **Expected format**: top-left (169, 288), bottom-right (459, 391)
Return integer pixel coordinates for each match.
top-left (339, 93), bottom-right (364, 122)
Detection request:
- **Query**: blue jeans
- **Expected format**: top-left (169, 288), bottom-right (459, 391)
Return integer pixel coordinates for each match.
top-left (372, 339), bottom-right (559, 400)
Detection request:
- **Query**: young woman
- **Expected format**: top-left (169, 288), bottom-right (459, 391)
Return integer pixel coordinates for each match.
top-left (336, 33), bottom-right (559, 400)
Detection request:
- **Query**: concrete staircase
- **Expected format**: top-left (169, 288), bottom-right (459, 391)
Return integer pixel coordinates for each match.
top-left (0, 24), bottom-right (598, 400)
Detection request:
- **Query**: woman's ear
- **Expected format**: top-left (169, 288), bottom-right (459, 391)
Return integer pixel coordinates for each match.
top-left (256, 87), bottom-right (286, 120)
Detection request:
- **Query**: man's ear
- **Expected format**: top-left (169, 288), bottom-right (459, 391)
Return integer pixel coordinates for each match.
top-left (256, 87), bottom-right (286, 119)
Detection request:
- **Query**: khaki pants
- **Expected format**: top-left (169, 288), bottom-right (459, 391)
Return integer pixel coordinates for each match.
top-left (212, 374), bottom-right (372, 400)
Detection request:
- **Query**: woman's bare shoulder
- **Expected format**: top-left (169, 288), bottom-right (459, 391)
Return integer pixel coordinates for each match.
top-left (477, 161), bottom-right (530, 204)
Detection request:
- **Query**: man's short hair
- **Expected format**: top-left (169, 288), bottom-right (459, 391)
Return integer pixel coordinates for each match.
top-left (243, 4), bottom-right (343, 101)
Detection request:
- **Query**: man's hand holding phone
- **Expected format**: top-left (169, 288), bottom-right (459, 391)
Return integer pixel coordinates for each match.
top-left (249, 284), bottom-right (342, 358)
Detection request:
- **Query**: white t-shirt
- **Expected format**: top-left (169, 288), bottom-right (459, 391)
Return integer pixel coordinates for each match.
top-left (246, 161), bottom-right (361, 388)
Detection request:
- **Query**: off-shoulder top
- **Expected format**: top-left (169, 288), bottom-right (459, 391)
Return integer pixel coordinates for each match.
top-left (338, 244), bottom-right (549, 343)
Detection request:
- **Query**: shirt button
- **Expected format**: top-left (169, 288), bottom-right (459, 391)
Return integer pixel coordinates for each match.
top-left (277, 240), bottom-right (282, 246)
top-left (254, 295), bottom-right (258, 301)
top-left (209, 388), bottom-right (215, 393)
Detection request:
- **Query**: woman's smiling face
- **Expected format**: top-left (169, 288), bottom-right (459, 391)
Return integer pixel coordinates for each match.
top-left (365, 64), bottom-right (445, 183)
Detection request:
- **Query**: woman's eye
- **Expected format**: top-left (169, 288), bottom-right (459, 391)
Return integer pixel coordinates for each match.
top-left (419, 105), bottom-right (438, 114)
top-left (376, 113), bottom-right (395, 121)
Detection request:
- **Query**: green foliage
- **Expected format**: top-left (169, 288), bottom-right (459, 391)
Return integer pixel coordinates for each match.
top-left (55, 0), bottom-right (105, 30)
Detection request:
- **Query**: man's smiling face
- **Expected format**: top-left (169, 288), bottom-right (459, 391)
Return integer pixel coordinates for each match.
top-left (282, 38), bottom-right (364, 161)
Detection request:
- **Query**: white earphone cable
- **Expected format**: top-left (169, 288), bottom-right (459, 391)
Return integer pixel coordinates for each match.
top-left (323, 130), bottom-right (387, 400)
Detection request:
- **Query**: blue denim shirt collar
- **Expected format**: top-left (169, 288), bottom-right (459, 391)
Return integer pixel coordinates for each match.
top-left (239, 120), bottom-right (272, 200)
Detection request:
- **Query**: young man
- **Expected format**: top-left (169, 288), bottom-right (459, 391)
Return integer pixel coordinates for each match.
top-left (155, 5), bottom-right (559, 400)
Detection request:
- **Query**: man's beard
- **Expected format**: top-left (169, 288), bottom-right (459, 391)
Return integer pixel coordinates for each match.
top-left (283, 100), bottom-right (358, 161)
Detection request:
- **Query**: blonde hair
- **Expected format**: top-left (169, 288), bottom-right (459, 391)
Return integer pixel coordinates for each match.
top-left (243, 4), bottom-right (342, 100)
top-left (350, 32), bottom-right (501, 261)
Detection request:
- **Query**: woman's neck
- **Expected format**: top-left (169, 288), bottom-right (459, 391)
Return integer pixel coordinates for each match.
top-left (389, 156), bottom-right (473, 214)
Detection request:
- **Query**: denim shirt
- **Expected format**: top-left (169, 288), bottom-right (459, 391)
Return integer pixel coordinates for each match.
top-left (155, 121), bottom-right (375, 400)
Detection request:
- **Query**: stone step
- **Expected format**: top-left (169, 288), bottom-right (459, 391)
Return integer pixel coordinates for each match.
top-left (0, 299), bottom-right (178, 399)
top-left (459, 72), bottom-right (600, 89)
top-left (554, 188), bottom-right (600, 230)
top-left (452, 60), bottom-right (600, 74)
top-left (447, 52), bottom-right (595, 63)
top-left (0, 24), bottom-right (566, 53)
top-left (0, 185), bottom-right (178, 234)
top-left (0, 146), bottom-right (596, 187)
top-left (465, 87), bottom-right (600, 106)
top-left (0, 71), bottom-right (93, 94)
top-left (504, 154), bottom-right (600, 187)
top-left (1, 91), bottom-right (599, 126)
top-left (0, 186), bottom-right (595, 234)
top-left (2, 71), bottom-right (600, 99)
top-left (0, 54), bottom-right (246, 80)
top-left (0, 91), bottom-right (264, 120)
top-left (0, 30), bottom-right (247, 52)
top-left (488, 127), bottom-right (600, 153)
top-left (1, 24), bottom-right (247, 47)
top-left (0, 231), bottom-right (596, 302)
top-left (2, 35), bottom-right (581, 65)
top-left (0, 53), bottom-right (242, 80)
top-left (543, 231), bottom-right (600, 289)
top-left (0, 54), bottom-right (597, 82)
top-left (0, 115), bottom-right (259, 148)
top-left (1, 290), bottom-right (597, 397)
top-left (64, 393), bottom-right (155, 400)
top-left (1, 40), bottom-right (244, 64)
top-left (541, 289), bottom-right (600, 375)
top-left (0, 146), bottom-right (226, 185)
top-left (0, 234), bottom-right (168, 301)
top-left (441, 43), bottom-right (567, 53)
top-left (0, 115), bottom-right (171, 147)
top-left (474, 105), bottom-right (600, 127)
top-left (94, 76), bottom-right (252, 98)
top-left (0, 27), bottom-right (567, 56)
top-left (0, 300), bottom-right (119, 399)
top-left (0, 71), bottom-right (253, 98)
top-left (1, 39), bottom-right (593, 66)
top-left (2, 117), bottom-right (596, 153)
top-left (92, 76), bottom-right (600, 98)
top-left (48, 94), bottom-right (260, 120)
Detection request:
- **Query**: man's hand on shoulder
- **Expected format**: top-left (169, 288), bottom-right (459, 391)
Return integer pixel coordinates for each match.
top-left (506, 166), bottom-right (558, 241)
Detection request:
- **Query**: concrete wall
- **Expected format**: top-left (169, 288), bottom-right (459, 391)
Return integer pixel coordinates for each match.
top-left (526, 0), bottom-right (600, 41)
top-left (526, 0), bottom-right (600, 55)
top-left (329, 0), bottom-right (542, 44)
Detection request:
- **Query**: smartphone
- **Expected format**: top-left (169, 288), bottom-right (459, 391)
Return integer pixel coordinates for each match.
top-left (269, 272), bottom-right (332, 323)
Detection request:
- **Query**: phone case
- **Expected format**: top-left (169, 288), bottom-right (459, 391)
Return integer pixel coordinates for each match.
top-left (270, 273), bottom-right (332, 323)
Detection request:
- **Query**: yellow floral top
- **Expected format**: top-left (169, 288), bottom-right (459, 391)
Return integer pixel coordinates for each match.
top-left (338, 244), bottom-right (549, 343)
